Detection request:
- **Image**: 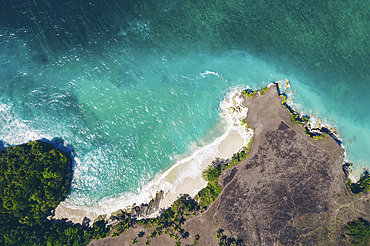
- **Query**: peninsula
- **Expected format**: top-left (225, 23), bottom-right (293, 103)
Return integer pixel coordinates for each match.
top-left (92, 84), bottom-right (370, 245)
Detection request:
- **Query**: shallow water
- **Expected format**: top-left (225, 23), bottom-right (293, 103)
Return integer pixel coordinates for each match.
top-left (0, 0), bottom-right (368, 208)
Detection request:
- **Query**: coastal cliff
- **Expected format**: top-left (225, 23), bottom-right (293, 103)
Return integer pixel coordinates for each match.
top-left (93, 84), bottom-right (369, 245)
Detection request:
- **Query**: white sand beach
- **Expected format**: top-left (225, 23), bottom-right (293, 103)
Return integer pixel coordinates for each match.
top-left (53, 91), bottom-right (252, 224)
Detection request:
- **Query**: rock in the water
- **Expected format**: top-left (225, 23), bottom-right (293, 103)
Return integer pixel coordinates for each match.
top-left (317, 118), bottom-right (322, 127)
top-left (228, 107), bottom-right (235, 114)
top-left (285, 79), bottom-right (290, 88)
top-left (232, 95), bottom-right (237, 107)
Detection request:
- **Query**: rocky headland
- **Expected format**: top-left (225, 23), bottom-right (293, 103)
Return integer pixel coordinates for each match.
top-left (92, 84), bottom-right (370, 245)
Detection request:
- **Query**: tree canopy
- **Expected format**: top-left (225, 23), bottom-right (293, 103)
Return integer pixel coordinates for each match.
top-left (0, 141), bottom-right (72, 226)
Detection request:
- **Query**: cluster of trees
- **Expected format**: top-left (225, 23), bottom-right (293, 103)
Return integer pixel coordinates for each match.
top-left (140, 195), bottom-right (199, 243)
top-left (0, 140), bottom-right (252, 245)
top-left (196, 146), bottom-right (251, 209)
top-left (0, 141), bottom-right (71, 225)
top-left (345, 217), bottom-right (370, 245)
top-left (0, 141), bottom-right (110, 245)
top-left (2, 218), bottom-right (109, 246)
top-left (347, 173), bottom-right (370, 195)
top-left (4, 136), bottom-right (367, 245)
top-left (111, 195), bottom-right (201, 245)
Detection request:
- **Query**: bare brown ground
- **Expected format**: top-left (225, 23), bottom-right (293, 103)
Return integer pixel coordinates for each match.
top-left (92, 84), bottom-right (370, 246)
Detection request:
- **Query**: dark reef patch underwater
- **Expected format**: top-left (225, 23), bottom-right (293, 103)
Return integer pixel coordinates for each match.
top-left (0, 0), bottom-right (369, 212)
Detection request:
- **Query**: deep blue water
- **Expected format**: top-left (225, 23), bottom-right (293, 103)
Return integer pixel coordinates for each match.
top-left (0, 0), bottom-right (368, 208)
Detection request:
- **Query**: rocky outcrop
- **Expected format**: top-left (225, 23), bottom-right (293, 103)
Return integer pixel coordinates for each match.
top-left (131, 190), bottom-right (164, 218)
top-left (343, 162), bottom-right (353, 177)
top-left (104, 190), bottom-right (164, 227)
top-left (278, 89), bottom-right (342, 145)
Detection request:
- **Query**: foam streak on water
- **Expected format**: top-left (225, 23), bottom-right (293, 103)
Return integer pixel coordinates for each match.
top-left (56, 90), bottom-right (253, 218)
top-left (0, 0), bottom-right (369, 214)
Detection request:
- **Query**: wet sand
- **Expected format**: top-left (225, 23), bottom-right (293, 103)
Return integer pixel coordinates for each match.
top-left (53, 126), bottom-right (249, 224)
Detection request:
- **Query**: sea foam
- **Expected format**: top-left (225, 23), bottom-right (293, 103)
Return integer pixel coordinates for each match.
top-left (57, 87), bottom-right (254, 219)
top-left (0, 102), bottom-right (49, 146)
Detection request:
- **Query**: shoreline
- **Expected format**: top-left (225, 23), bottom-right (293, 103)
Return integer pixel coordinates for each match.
top-left (276, 80), bottom-right (364, 181)
top-left (91, 83), bottom-right (364, 246)
top-left (53, 90), bottom-right (252, 224)
top-left (53, 127), bottom-right (248, 224)
top-left (53, 82), bottom-right (358, 226)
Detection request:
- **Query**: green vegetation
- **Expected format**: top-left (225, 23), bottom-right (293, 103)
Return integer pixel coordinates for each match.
top-left (241, 118), bottom-right (248, 128)
top-left (258, 86), bottom-right (270, 95)
top-left (108, 214), bottom-right (136, 238)
top-left (347, 175), bottom-right (370, 195)
top-left (312, 133), bottom-right (326, 140)
top-left (136, 195), bottom-right (200, 245)
top-left (301, 116), bottom-right (310, 123)
top-left (0, 140), bottom-right (253, 245)
top-left (131, 237), bottom-right (138, 244)
top-left (130, 144), bottom-right (253, 245)
top-left (195, 141), bottom-right (252, 209)
top-left (280, 92), bottom-right (328, 141)
top-left (242, 90), bottom-right (258, 99)
top-left (304, 126), bottom-right (326, 140)
top-left (242, 86), bottom-right (269, 99)
top-left (280, 94), bottom-right (287, 105)
top-left (0, 141), bottom-right (71, 226)
top-left (290, 112), bottom-right (300, 124)
top-left (0, 141), bottom-right (110, 245)
top-left (196, 180), bottom-right (222, 209)
top-left (280, 94), bottom-right (302, 125)
top-left (345, 218), bottom-right (370, 245)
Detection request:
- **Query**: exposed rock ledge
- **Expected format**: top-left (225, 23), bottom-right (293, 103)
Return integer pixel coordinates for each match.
top-left (98, 191), bottom-right (164, 228)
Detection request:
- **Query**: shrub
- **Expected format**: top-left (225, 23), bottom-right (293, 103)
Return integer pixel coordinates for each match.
top-left (348, 175), bottom-right (370, 195)
top-left (345, 218), bottom-right (370, 245)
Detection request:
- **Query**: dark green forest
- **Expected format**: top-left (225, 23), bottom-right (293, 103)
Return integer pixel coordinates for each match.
top-left (0, 141), bottom-right (109, 245)
top-left (0, 141), bottom-right (71, 225)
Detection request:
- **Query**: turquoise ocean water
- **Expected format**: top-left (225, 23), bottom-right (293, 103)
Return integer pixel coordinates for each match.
top-left (0, 1), bottom-right (368, 208)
